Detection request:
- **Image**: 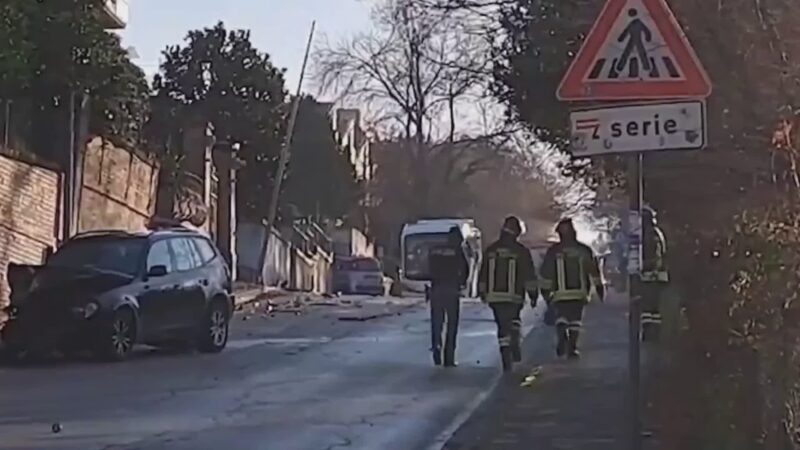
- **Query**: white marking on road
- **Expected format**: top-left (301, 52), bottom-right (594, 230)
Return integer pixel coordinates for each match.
top-left (423, 306), bottom-right (543, 450)
top-left (227, 330), bottom-right (500, 351)
top-left (226, 337), bottom-right (333, 349)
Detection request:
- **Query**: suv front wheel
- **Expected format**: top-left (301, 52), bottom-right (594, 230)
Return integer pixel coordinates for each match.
top-left (99, 309), bottom-right (136, 361)
top-left (198, 300), bottom-right (229, 353)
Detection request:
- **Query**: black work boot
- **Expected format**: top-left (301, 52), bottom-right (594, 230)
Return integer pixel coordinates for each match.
top-left (556, 326), bottom-right (568, 357)
top-left (512, 344), bottom-right (522, 363)
top-left (432, 347), bottom-right (442, 366)
top-left (642, 323), bottom-right (661, 343)
top-left (444, 348), bottom-right (457, 367)
top-left (500, 346), bottom-right (513, 372)
top-left (511, 330), bottom-right (522, 362)
top-left (567, 330), bottom-right (581, 359)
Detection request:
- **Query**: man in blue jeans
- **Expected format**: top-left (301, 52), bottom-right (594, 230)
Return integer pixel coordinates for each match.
top-left (427, 227), bottom-right (469, 367)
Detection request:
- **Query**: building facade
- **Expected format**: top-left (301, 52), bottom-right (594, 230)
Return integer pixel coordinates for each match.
top-left (333, 108), bottom-right (373, 183)
top-left (101, 0), bottom-right (129, 29)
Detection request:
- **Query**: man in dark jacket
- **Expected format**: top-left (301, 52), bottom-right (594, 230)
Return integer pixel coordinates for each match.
top-left (478, 216), bottom-right (539, 372)
top-left (540, 219), bottom-right (604, 359)
top-left (427, 226), bottom-right (469, 367)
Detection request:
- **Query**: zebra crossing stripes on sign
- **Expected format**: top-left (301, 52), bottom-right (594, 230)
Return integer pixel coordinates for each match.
top-left (557, 0), bottom-right (711, 101)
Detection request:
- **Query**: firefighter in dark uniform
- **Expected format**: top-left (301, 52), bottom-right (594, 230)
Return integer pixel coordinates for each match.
top-left (427, 226), bottom-right (469, 367)
top-left (478, 216), bottom-right (539, 372)
top-left (640, 206), bottom-right (669, 342)
top-left (539, 219), bottom-right (604, 359)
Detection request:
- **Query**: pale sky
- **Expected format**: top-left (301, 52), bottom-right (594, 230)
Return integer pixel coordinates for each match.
top-left (122, 0), bottom-right (372, 95)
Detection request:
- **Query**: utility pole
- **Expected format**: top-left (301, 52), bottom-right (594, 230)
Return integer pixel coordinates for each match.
top-left (64, 91), bottom-right (76, 239)
top-left (258, 21), bottom-right (316, 282)
top-left (3, 100), bottom-right (10, 150)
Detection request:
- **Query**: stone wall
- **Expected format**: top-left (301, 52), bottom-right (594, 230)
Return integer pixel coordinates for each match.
top-left (78, 138), bottom-right (158, 232)
top-left (0, 152), bottom-right (60, 305)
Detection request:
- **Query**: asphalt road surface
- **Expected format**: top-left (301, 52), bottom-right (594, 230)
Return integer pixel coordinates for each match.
top-left (0, 296), bottom-right (540, 450)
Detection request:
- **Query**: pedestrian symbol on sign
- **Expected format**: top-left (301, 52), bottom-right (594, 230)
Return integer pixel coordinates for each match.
top-left (615, 9), bottom-right (653, 75)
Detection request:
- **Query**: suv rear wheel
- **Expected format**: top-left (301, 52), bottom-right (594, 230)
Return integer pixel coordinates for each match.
top-left (198, 300), bottom-right (229, 353)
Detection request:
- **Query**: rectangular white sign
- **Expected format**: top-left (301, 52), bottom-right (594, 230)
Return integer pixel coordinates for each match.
top-left (570, 100), bottom-right (706, 156)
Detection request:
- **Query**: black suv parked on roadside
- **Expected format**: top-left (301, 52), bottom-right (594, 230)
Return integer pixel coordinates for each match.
top-left (1, 225), bottom-right (234, 361)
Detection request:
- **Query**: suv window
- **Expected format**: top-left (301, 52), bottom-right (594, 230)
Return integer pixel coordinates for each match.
top-left (171, 238), bottom-right (200, 272)
top-left (146, 240), bottom-right (174, 274)
top-left (50, 236), bottom-right (146, 277)
top-left (192, 237), bottom-right (217, 264)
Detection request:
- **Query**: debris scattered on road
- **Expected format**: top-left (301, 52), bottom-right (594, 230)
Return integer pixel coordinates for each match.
top-left (520, 366), bottom-right (543, 388)
top-left (339, 314), bottom-right (379, 322)
top-left (51, 423), bottom-right (62, 434)
top-left (310, 301), bottom-right (340, 307)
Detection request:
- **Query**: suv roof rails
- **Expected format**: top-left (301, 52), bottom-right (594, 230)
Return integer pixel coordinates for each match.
top-left (155, 226), bottom-right (196, 233)
top-left (72, 229), bottom-right (135, 239)
top-left (146, 217), bottom-right (197, 232)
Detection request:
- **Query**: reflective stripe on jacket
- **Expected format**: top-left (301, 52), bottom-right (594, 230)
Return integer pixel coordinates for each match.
top-left (540, 241), bottom-right (600, 303)
top-left (479, 235), bottom-right (538, 304)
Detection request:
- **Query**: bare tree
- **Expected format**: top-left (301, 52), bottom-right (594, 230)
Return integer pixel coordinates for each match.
top-left (316, 0), bottom-right (490, 142)
top-left (315, 0), bottom-right (507, 217)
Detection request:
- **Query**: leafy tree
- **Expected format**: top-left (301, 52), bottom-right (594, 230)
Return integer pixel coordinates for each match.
top-left (0, 0), bottom-right (149, 152)
top-left (87, 34), bottom-right (150, 149)
top-left (282, 97), bottom-right (362, 223)
top-left (0, 0), bottom-right (34, 97)
top-left (151, 22), bottom-right (288, 221)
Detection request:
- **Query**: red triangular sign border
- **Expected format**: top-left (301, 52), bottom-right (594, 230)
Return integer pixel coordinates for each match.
top-left (557, 0), bottom-right (711, 101)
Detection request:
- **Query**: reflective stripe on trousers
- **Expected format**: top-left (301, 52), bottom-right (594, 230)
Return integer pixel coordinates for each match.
top-left (641, 271), bottom-right (669, 283)
top-left (641, 311), bottom-right (662, 324)
top-left (556, 318), bottom-right (582, 330)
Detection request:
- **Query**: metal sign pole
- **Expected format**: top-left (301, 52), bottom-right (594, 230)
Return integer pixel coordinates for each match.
top-left (628, 153), bottom-right (643, 450)
top-left (554, 2), bottom-right (710, 448)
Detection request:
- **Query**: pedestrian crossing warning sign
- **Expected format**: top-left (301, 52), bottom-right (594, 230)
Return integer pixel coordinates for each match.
top-left (557, 0), bottom-right (711, 101)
